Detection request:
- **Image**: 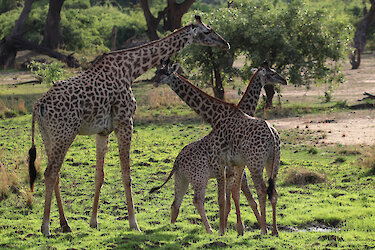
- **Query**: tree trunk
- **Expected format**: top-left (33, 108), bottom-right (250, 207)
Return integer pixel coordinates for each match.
top-left (0, 0), bottom-right (34, 69)
top-left (42, 0), bottom-right (65, 49)
top-left (213, 66), bottom-right (224, 100)
top-left (163, 0), bottom-right (195, 32)
top-left (140, 0), bottom-right (163, 40)
top-left (111, 25), bottom-right (117, 51)
top-left (264, 84), bottom-right (275, 108)
top-left (140, 0), bottom-right (195, 41)
top-left (350, 0), bottom-right (375, 69)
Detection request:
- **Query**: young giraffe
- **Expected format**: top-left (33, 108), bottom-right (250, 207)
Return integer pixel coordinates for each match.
top-left (150, 61), bottom-right (286, 235)
top-left (28, 16), bottom-right (229, 236)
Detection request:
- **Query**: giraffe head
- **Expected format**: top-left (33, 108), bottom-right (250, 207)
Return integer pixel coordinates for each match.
top-left (190, 15), bottom-right (230, 50)
top-left (251, 61), bottom-right (287, 86)
top-left (153, 59), bottom-right (180, 87)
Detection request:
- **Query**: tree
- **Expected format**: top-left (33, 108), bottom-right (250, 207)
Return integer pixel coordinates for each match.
top-left (181, 0), bottom-right (350, 106)
top-left (0, 0), bottom-right (35, 69)
top-left (350, 0), bottom-right (375, 69)
top-left (140, 0), bottom-right (195, 41)
top-left (0, 0), bottom-right (79, 69)
top-left (42, 0), bottom-right (65, 49)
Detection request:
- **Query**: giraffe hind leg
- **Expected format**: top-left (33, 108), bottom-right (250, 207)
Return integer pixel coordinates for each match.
top-left (116, 122), bottom-right (141, 232)
top-left (241, 170), bottom-right (262, 226)
top-left (42, 139), bottom-right (75, 236)
top-left (171, 171), bottom-right (189, 224)
top-left (90, 134), bottom-right (109, 228)
top-left (54, 174), bottom-right (71, 233)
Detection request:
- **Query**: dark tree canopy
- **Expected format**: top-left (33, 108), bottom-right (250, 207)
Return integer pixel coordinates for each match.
top-left (140, 0), bottom-right (195, 41)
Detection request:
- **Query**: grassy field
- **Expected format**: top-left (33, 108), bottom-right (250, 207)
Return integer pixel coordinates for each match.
top-left (0, 69), bottom-right (374, 249)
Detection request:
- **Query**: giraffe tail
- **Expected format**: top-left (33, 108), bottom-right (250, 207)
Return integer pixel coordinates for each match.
top-left (149, 162), bottom-right (178, 194)
top-left (267, 178), bottom-right (275, 201)
top-left (266, 122), bottom-right (278, 201)
top-left (28, 109), bottom-right (37, 192)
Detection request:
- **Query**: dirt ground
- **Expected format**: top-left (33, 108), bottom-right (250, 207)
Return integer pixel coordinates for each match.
top-left (270, 53), bottom-right (375, 146)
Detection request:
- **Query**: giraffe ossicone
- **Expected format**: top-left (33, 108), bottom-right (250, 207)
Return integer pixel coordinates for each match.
top-left (28, 16), bottom-right (229, 237)
top-left (151, 60), bottom-right (286, 236)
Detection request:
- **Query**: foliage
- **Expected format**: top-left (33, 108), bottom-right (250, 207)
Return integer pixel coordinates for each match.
top-left (61, 6), bottom-right (146, 51)
top-left (27, 61), bottom-right (71, 86)
top-left (180, 0), bottom-right (352, 93)
top-left (0, 0), bottom-right (23, 14)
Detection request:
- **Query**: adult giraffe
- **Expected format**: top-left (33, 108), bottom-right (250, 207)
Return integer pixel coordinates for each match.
top-left (151, 61), bottom-right (286, 235)
top-left (28, 16), bottom-right (229, 236)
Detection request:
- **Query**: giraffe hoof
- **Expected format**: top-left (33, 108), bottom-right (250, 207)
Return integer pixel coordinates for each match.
top-left (90, 222), bottom-right (98, 229)
top-left (235, 223), bottom-right (244, 236)
top-left (272, 230), bottom-right (279, 237)
top-left (61, 224), bottom-right (72, 233)
top-left (206, 228), bottom-right (213, 234)
top-left (41, 225), bottom-right (50, 237)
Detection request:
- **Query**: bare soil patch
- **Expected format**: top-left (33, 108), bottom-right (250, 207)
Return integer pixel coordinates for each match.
top-left (270, 53), bottom-right (375, 145)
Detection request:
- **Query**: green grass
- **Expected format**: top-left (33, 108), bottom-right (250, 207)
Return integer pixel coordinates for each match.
top-left (0, 113), bottom-right (374, 249)
top-left (0, 76), bottom-right (374, 249)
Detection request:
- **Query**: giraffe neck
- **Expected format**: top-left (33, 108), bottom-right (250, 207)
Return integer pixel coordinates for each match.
top-left (169, 74), bottom-right (237, 127)
top-left (237, 71), bottom-right (263, 116)
top-left (88, 25), bottom-right (194, 83)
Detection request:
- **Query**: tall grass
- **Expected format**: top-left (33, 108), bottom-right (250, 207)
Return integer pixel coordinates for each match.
top-left (362, 145), bottom-right (375, 175)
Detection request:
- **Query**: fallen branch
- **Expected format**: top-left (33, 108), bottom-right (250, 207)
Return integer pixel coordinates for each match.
top-left (358, 92), bottom-right (375, 101)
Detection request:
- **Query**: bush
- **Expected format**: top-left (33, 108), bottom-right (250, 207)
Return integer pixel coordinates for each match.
top-left (283, 167), bottom-right (326, 185)
top-left (27, 60), bottom-right (71, 86)
top-left (362, 146), bottom-right (375, 175)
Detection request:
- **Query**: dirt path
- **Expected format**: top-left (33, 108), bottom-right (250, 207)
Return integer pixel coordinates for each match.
top-left (270, 110), bottom-right (375, 145)
top-left (270, 53), bottom-right (375, 145)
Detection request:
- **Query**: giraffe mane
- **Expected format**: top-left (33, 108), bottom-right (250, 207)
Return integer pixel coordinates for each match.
top-left (237, 69), bottom-right (260, 108)
top-left (87, 25), bottom-right (193, 69)
top-left (174, 73), bottom-right (240, 110)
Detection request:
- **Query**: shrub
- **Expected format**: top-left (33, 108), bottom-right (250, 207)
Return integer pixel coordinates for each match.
top-left (27, 60), bottom-right (71, 86)
top-left (362, 146), bottom-right (375, 175)
top-left (283, 167), bottom-right (326, 185)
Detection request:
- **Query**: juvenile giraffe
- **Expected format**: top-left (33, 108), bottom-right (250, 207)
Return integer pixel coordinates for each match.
top-left (150, 61), bottom-right (286, 235)
top-left (28, 16), bottom-right (229, 236)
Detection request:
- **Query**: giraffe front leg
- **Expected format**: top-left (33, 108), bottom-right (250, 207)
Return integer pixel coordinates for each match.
top-left (90, 134), bottom-right (109, 229)
top-left (232, 166), bottom-right (245, 236)
top-left (115, 121), bottom-right (140, 232)
top-left (54, 174), bottom-right (71, 233)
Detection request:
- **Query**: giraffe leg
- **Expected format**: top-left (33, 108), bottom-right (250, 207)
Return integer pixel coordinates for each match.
top-left (54, 174), bottom-right (71, 233)
top-left (90, 134), bottom-right (109, 228)
top-left (171, 170), bottom-right (189, 224)
top-left (241, 171), bottom-right (262, 226)
top-left (270, 187), bottom-right (279, 236)
top-left (250, 170), bottom-right (267, 235)
top-left (41, 145), bottom-right (71, 236)
top-left (215, 167), bottom-right (226, 236)
top-left (231, 166), bottom-right (245, 236)
top-left (115, 121), bottom-right (140, 232)
top-left (192, 181), bottom-right (213, 234)
top-left (224, 167), bottom-right (234, 228)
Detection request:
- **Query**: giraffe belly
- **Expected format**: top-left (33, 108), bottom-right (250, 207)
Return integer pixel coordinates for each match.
top-left (79, 116), bottom-right (113, 135)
